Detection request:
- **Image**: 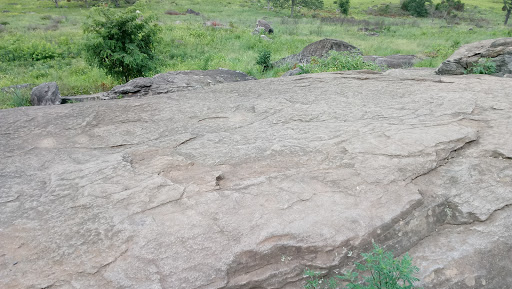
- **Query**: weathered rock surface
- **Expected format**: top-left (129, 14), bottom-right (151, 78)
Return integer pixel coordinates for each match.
top-left (105, 69), bottom-right (255, 99)
top-left (30, 82), bottom-right (61, 106)
top-left (1, 68), bottom-right (512, 289)
top-left (436, 37), bottom-right (512, 76)
top-left (363, 54), bottom-right (420, 69)
top-left (274, 38), bottom-right (360, 67)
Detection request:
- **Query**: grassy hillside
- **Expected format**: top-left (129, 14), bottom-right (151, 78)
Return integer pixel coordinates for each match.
top-left (0, 0), bottom-right (511, 108)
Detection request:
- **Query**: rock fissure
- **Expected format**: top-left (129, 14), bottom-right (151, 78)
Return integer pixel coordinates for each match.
top-left (174, 136), bottom-right (197, 148)
top-left (410, 138), bottom-right (477, 182)
top-left (90, 248), bottom-right (129, 275)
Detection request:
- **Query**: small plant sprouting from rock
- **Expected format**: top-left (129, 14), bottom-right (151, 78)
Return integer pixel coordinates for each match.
top-left (465, 58), bottom-right (497, 75)
top-left (256, 49), bottom-right (273, 72)
top-left (304, 243), bottom-right (421, 289)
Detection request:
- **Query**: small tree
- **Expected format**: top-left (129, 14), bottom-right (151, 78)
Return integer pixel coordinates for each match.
top-left (83, 7), bottom-right (161, 83)
top-left (504, 0), bottom-right (512, 25)
top-left (256, 50), bottom-right (273, 72)
top-left (271, 0), bottom-right (324, 17)
top-left (338, 0), bottom-right (350, 16)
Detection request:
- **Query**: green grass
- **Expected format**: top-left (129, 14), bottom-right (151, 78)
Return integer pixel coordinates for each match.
top-left (0, 88), bottom-right (31, 109)
top-left (0, 0), bottom-right (511, 108)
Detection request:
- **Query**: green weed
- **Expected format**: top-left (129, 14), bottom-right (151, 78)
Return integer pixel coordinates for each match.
top-left (304, 243), bottom-right (421, 289)
top-left (0, 88), bottom-right (31, 109)
top-left (465, 58), bottom-right (497, 74)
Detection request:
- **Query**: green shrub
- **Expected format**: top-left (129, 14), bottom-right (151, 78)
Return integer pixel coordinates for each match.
top-left (304, 243), bottom-right (421, 289)
top-left (299, 51), bottom-right (382, 74)
top-left (256, 49), bottom-right (273, 72)
top-left (435, 0), bottom-right (464, 15)
top-left (0, 37), bottom-right (61, 62)
top-left (401, 0), bottom-right (432, 17)
top-left (83, 6), bottom-right (161, 82)
top-left (465, 58), bottom-right (497, 74)
top-left (0, 88), bottom-right (31, 109)
top-left (338, 0), bottom-right (350, 16)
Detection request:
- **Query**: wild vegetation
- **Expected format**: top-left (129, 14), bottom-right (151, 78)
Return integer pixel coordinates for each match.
top-left (304, 243), bottom-right (421, 289)
top-left (299, 51), bottom-right (382, 74)
top-left (0, 0), bottom-right (510, 108)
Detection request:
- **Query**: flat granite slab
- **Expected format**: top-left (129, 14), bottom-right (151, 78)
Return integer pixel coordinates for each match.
top-left (0, 68), bottom-right (511, 289)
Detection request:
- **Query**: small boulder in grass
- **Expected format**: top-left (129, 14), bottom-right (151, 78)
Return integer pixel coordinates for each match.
top-left (255, 19), bottom-right (273, 34)
top-left (30, 82), bottom-right (61, 106)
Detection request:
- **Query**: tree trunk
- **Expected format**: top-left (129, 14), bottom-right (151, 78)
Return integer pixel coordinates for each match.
top-left (291, 0), bottom-right (295, 17)
top-left (506, 8), bottom-right (511, 25)
top-left (54, 0), bottom-right (58, 8)
top-left (267, 0), bottom-right (270, 11)
top-left (85, 0), bottom-right (89, 8)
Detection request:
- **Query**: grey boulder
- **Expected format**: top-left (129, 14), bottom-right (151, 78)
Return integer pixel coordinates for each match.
top-left (253, 19), bottom-right (273, 35)
top-left (106, 69), bottom-right (255, 99)
top-left (274, 38), bottom-right (360, 67)
top-left (30, 82), bottom-right (61, 106)
top-left (436, 37), bottom-right (512, 76)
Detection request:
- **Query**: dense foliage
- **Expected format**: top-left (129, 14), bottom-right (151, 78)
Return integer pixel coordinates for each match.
top-left (83, 7), bottom-right (161, 82)
top-left (401, 0), bottom-right (432, 17)
top-left (338, 0), bottom-right (350, 16)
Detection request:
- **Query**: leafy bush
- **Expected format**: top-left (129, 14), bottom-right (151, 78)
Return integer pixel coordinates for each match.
top-left (304, 243), bottom-right (421, 289)
top-left (465, 58), bottom-right (497, 74)
top-left (256, 49), bottom-right (273, 72)
top-left (338, 0), bottom-right (350, 16)
top-left (435, 0), bottom-right (464, 15)
top-left (83, 7), bottom-right (161, 82)
top-left (299, 51), bottom-right (381, 74)
top-left (401, 0), bottom-right (432, 17)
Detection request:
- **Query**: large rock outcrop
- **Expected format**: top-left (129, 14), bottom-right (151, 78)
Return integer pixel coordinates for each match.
top-left (436, 37), bottom-right (512, 76)
top-left (1, 68), bottom-right (511, 289)
top-left (105, 69), bottom-right (255, 99)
